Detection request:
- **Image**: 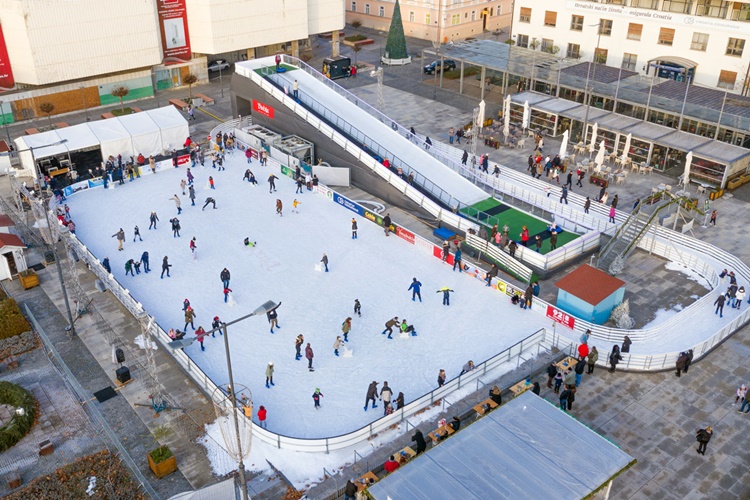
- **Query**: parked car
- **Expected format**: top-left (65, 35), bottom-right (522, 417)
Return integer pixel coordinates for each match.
top-left (208, 59), bottom-right (231, 73)
top-left (423, 59), bottom-right (457, 75)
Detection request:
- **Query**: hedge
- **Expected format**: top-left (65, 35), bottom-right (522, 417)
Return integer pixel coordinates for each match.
top-left (0, 381), bottom-right (37, 452)
top-left (0, 297), bottom-right (31, 340)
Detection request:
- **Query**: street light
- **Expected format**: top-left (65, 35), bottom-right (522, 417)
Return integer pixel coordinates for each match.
top-left (169, 300), bottom-right (279, 500)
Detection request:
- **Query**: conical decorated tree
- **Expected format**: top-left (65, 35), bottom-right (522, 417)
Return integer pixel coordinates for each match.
top-left (384, 0), bottom-right (408, 60)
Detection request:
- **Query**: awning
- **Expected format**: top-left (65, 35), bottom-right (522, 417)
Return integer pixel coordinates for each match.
top-left (57, 125), bottom-right (100, 152)
top-left (16, 131), bottom-right (67, 160)
top-left (647, 56), bottom-right (698, 70)
top-left (146, 106), bottom-right (190, 152)
top-left (117, 112), bottom-right (162, 157)
top-left (87, 118), bottom-right (133, 161)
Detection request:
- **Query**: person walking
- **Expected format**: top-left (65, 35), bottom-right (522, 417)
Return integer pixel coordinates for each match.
top-left (609, 345), bottom-right (622, 372)
top-left (292, 79), bottom-right (299, 100)
top-left (696, 426), bottom-right (713, 455)
top-left (584, 197), bottom-right (591, 214)
top-left (560, 185), bottom-right (569, 205)
top-left (546, 362), bottom-right (558, 389)
top-left (408, 278), bottom-right (422, 302)
top-left (609, 205), bottom-right (616, 223)
top-left (382, 213), bottom-right (392, 236)
top-left (411, 428), bottom-right (427, 455)
top-left (621, 335), bottom-right (632, 353)
top-left (675, 352), bottom-right (689, 377)
top-left (257, 405), bottom-right (267, 429)
top-left (587, 346), bottom-right (598, 374)
top-left (265, 362), bottom-right (275, 388)
top-left (305, 343), bottom-right (314, 371)
top-left (710, 210), bottom-right (717, 225)
top-left (574, 356), bottom-right (586, 387)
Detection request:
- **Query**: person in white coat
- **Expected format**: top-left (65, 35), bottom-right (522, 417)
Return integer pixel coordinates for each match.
top-left (735, 286), bottom-right (745, 309)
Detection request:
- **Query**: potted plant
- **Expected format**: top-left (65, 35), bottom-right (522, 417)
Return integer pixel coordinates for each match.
top-left (589, 173), bottom-right (608, 188)
top-left (147, 425), bottom-right (177, 479)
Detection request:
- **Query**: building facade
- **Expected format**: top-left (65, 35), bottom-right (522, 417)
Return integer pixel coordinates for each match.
top-left (346, 0), bottom-right (511, 43)
top-left (510, 0), bottom-right (750, 94)
top-left (0, 0), bottom-right (344, 124)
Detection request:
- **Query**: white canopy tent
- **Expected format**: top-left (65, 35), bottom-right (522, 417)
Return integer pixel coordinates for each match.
top-left (146, 106), bottom-right (189, 152)
top-left (87, 118), bottom-right (133, 161)
top-left (368, 393), bottom-right (635, 499)
top-left (14, 106), bottom-right (189, 178)
top-left (118, 112), bottom-right (162, 157)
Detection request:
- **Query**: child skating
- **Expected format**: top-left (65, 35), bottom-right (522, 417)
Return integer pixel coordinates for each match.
top-left (276, 199), bottom-right (283, 217)
top-left (333, 336), bottom-right (342, 356)
top-left (353, 299), bottom-right (361, 317)
top-left (312, 388), bottom-right (323, 409)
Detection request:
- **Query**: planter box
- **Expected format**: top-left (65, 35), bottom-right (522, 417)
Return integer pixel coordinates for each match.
top-left (342, 39), bottom-right (374, 48)
top-left (18, 270), bottom-right (39, 290)
top-left (589, 176), bottom-right (608, 188)
top-left (148, 453), bottom-right (177, 479)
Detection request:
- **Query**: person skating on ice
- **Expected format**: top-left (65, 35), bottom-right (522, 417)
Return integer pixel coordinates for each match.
top-left (211, 316), bottom-right (222, 337)
top-left (125, 259), bottom-right (135, 276)
top-left (202, 197), bottom-right (217, 210)
top-left (133, 225), bottom-right (142, 242)
top-left (265, 362), bottom-right (274, 388)
top-left (295, 334), bottom-right (304, 360)
top-left (292, 199), bottom-right (301, 213)
top-left (161, 256), bottom-right (171, 279)
top-left (171, 194), bottom-right (182, 214)
top-left (305, 343), bottom-right (314, 371)
top-left (353, 299), bottom-right (361, 317)
top-left (180, 179), bottom-right (187, 195)
top-left (220, 268), bottom-right (230, 288)
top-left (112, 228), bottom-right (125, 251)
top-left (364, 381), bottom-right (379, 411)
top-left (320, 253), bottom-right (329, 272)
top-left (333, 336), bottom-right (343, 356)
top-left (351, 218), bottom-right (358, 239)
top-left (149, 212), bottom-right (159, 230)
top-left (267, 302), bottom-right (281, 333)
top-left (189, 185), bottom-right (196, 206)
top-left (382, 317), bottom-right (399, 339)
top-left (223, 286), bottom-right (232, 303)
top-left (133, 260), bottom-right (141, 274)
top-left (342, 317), bottom-right (352, 342)
top-left (276, 199), bottom-right (283, 217)
top-left (190, 237), bottom-right (197, 254)
top-left (312, 388), bottom-right (323, 409)
top-left (408, 278), bottom-right (422, 302)
top-left (170, 217), bottom-right (181, 238)
top-left (208, 176), bottom-right (215, 189)
top-left (268, 174), bottom-right (278, 193)
top-left (184, 306), bottom-right (196, 330)
top-left (196, 326), bottom-right (207, 351)
top-left (437, 287), bottom-right (455, 306)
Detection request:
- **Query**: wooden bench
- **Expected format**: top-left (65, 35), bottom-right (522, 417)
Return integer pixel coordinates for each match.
top-left (100, 112), bottom-right (115, 119)
top-left (394, 446), bottom-right (416, 464)
top-left (428, 424), bottom-right (455, 443)
top-left (54, 122), bottom-right (69, 128)
top-left (131, 107), bottom-right (142, 113)
top-left (472, 398), bottom-right (499, 415)
top-left (169, 98), bottom-right (189, 111)
top-left (509, 379), bottom-right (533, 398)
top-left (356, 471), bottom-right (378, 491)
top-left (24, 128), bottom-right (39, 135)
top-left (195, 93), bottom-right (214, 106)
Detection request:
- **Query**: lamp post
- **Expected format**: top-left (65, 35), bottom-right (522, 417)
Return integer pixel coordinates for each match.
top-left (28, 139), bottom-right (77, 335)
top-left (169, 300), bottom-right (279, 500)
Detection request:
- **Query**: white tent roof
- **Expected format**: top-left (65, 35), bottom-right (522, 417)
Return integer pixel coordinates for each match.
top-left (368, 392), bottom-right (634, 499)
top-left (118, 112), bottom-right (162, 157)
top-left (87, 118), bottom-right (134, 161)
top-left (146, 106), bottom-right (189, 152)
top-left (16, 130), bottom-right (67, 160)
top-left (57, 124), bottom-right (100, 152)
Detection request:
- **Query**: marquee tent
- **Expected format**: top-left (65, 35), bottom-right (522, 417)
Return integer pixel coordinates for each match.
top-left (87, 118), bottom-right (133, 161)
top-left (146, 106), bottom-right (189, 152)
top-left (118, 112), bottom-right (163, 158)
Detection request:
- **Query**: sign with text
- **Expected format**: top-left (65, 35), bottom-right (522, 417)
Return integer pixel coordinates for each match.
top-left (395, 225), bottom-right (415, 245)
top-left (252, 99), bottom-right (275, 119)
top-left (0, 24), bottom-right (14, 90)
top-left (546, 305), bottom-right (576, 329)
top-left (333, 193), bottom-right (364, 216)
top-left (158, 0), bottom-right (192, 64)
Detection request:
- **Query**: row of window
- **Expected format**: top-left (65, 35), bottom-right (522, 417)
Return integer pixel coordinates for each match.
top-left (519, 9), bottom-right (746, 57)
top-left (516, 34), bottom-right (740, 89)
top-left (552, 0), bottom-right (750, 20)
top-left (348, 3), bottom-right (502, 22)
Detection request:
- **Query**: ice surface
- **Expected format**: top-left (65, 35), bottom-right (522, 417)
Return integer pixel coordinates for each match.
top-left (66, 154), bottom-right (550, 438)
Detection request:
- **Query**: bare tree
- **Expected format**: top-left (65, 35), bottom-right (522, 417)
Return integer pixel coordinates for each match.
top-left (39, 102), bottom-right (55, 128)
top-left (183, 73), bottom-right (199, 100)
top-left (111, 86), bottom-right (130, 112)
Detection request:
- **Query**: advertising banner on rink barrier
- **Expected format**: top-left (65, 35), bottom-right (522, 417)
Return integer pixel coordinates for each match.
top-left (546, 305), bottom-right (576, 329)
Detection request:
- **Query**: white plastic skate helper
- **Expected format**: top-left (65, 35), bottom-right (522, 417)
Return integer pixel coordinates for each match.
top-left (227, 293), bottom-right (237, 307)
top-left (342, 346), bottom-right (353, 357)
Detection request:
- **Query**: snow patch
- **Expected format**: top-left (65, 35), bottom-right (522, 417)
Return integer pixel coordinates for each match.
top-left (665, 261), bottom-right (711, 290)
top-left (134, 334), bottom-right (158, 350)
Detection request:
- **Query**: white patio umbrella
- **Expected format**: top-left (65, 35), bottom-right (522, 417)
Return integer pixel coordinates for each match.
top-left (522, 101), bottom-right (530, 130)
top-left (589, 123), bottom-right (598, 153)
top-left (594, 140), bottom-right (606, 169)
top-left (503, 96), bottom-right (511, 142)
top-left (683, 151), bottom-right (693, 187)
top-left (478, 100), bottom-right (486, 130)
top-left (559, 129), bottom-right (569, 158)
top-left (620, 133), bottom-right (632, 163)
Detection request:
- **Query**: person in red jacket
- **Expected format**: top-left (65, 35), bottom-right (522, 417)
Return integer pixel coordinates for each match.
top-left (520, 226), bottom-right (530, 247)
top-left (257, 405), bottom-right (267, 429)
top-left (384, 455), bottom-right (400, 473)
top-left (196, 326), bottom-right (207, 351)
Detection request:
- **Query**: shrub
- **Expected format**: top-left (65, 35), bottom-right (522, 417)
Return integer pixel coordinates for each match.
top-left (0, 381), bottom-right (37, 452)
top-left (0, 297), bottom-right (31, 340)
top-left (149, 445), bottom-right (173, 464)
top-left (344, 34), bottom-right (367, 42)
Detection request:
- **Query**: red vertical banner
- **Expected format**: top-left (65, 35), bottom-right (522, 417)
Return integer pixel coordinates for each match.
top-left (158, 0), bottom-right (192, 65)
top-left (0, 24), bottom-right (14, 91)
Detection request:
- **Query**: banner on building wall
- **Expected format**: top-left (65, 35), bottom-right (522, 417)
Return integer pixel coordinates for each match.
top-left (252, 99), bottom-right (275, 119)
top-left (158, 0), bottom-right (192, 64)
top-left (0, 24), bottom-right (14, 91)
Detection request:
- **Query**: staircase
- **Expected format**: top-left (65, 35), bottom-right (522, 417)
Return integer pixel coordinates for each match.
top-left (597, 211), bottom-right (650, 273)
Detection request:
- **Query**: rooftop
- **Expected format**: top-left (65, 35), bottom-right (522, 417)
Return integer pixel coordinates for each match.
top-left (555, 264), bottom-right (626, 305)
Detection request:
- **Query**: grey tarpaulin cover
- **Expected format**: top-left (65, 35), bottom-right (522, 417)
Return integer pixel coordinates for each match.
top-left (368, 392), bottom-right (634, 499)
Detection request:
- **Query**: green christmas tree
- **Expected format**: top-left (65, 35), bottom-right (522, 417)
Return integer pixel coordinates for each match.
top-left (384, 0), bottom-right (409, 60)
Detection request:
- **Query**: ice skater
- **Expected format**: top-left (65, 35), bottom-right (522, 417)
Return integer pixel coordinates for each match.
top-left (202, 197), bottom-right (217, 210)
top-left (351, 218), bottom-right (358, 239)
top-left (320, 253), bottom-right (329, 272)
top-left (112, 228), bottom-right (125, 251)
top-left (408, 278), bottom-right (422, 302)
top-left (102, 257), bottom-right (111, 274)
top-left (353, 299), bottom-right (361, 317)
top-left (295, 334), bottom-right (304, 360)
top-left (133, 225), bottom-right (142, 242)
top-left (312, 388), bottom-right (323, 408)
top-left (265, 362), bottom-right (274, 388)
top-left (189, 237), bottom-right (197, 254)
top-left (269, 174), bottom-right (278, 193)
top-left (149, 212), bottom-right (159, 230)
top-left (196, 327), bottom-right (207, 351)
top-left (342, 317), bottom-right (352, 342)
top-left (364, 381), bottom-right (379, 411)
top-left (243, 237), bottom-right (256, 247)
top-left (188, 185), bottom-right (196, 206)
top-left (170, 217), bottom-right (181, 238)
top-left (223, 286), bottom-right (232, 303)
top-left (180, 179), bottom-right (187, 195)
top-left (267, 302), bottom-right (281, 333)
top-left (276, 199), bottom-right (283, 217)
top-left (160, 255), bottom-right (171, 279)
top-left (382, 317), bottom-right (399, 339)
top-left (133, 260), bottom-right (141, 274)
top-left (184, 306), bottom-right (196, 330)
top-left (714, 294), bottom-right (725, 318)
top-left (292, 199), bottom-right (301, 213)
top-left (209, 176), bottom-right (215, 189)
top-left (333, 336), bottom-right (342, 356)
top-left (125, 259), bottom-right (135, 276)
top-left (437, 287), bottom-right (455, 306)
top-left (305, 343), bottom-right (314, 371)
top-left (400, 319), bottom-right (418, 337)
top-left (211, 316), bottom-right (222, 337)
top-left (171, 194), bottom-right (182, 214)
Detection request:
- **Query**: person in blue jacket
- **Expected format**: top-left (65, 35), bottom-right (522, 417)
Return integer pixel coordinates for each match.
top-left (408, 278), bottom-right (422, 302)
top-left (453, 248), bottom-right (463, 272)
top-left (141, 251), bottom-right (150, 273)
